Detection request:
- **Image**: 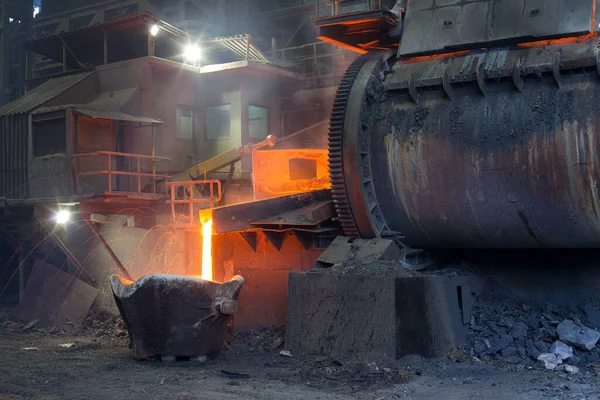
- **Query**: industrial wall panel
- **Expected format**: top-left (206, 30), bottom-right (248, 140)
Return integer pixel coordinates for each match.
top-left (0, 115), bottom-right (28, 199)
top-left (399, 0), bottom-right (594, 56)
top-left (29, 156), bottom-right (75, 199)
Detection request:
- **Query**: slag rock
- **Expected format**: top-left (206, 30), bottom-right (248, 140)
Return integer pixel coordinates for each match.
top-left (557, 320), bottom-right (600, 351)
top-left (550, 340), bottom-right (573, 362)
top-left (537, 353), bottom-right (561, 370)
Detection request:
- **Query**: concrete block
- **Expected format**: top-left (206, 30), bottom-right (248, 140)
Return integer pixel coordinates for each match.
top-left (316, 236), bottom-right (400, 268)
top-left (286, 270), bottom-right (484, 360)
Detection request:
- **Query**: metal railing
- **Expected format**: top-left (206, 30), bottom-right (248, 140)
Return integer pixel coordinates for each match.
top-left (167, 180), bottom-right (222, 225)
top-left (72, 151), bottom-right (170, 196)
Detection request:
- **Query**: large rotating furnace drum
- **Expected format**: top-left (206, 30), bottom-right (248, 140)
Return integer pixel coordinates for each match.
top-left (329, 39), bottom-right (600, 248)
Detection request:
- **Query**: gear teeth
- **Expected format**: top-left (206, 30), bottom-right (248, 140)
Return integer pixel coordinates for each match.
top-left (328, 53), bottom-right (373, 238)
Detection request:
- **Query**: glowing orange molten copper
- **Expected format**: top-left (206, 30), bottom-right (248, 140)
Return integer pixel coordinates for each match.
top-left (516, 33), bottom-right (598, 48)
top-left (201, 219), bottom-right (213, 281)
top-left (252, 149), bottom-right (331, 200)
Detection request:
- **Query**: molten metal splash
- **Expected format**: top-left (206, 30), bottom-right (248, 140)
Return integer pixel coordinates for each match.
top-left (202, 220), bottom-right (213, 281)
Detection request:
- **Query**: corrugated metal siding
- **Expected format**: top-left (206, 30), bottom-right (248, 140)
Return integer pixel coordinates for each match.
top-left (0, 115), bottom-right (28, 199)
top-left (74, 108), bottom-right (163, 124)
top-left (0, 71), bottom-right (95, 116)
top-left (0, 71), bottom-right (96, 199)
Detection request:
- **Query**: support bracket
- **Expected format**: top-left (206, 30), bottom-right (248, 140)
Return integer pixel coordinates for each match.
top-left (83, 219), bottom-right (132, 282)
top-left (238, 231), bottom-right (257, 252)
top-left (476, 60), bottom-right (487, 96)
top-left (442, 67), bottom-right (454, 100)
top-left (512, 58), bottom-right (523, 92)
top-left (408, 71), bottom-right (420, 104)
top-left (292, 230), bottom-right (317, 250)
top-left (552, 52), bottom-right (562, 88)
top-left (263, 230), bottom-right (285, 251)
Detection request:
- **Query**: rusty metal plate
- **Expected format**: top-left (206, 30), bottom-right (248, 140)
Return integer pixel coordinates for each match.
top-left (315, 236), bottom-right (400, 268)
top-left (399, 0), bottom-right (593, 56)
top-left (13, 260), bottom-right (98, 326)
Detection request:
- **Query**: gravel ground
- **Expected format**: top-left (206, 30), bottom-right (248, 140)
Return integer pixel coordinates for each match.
top-left (1, 305), bottom-right (600, 400)
top-left (318, 260), bottom-right (480, 278)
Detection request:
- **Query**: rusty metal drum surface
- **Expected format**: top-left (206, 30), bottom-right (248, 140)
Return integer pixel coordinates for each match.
top-left (330, 41), bottom-right (600, 248)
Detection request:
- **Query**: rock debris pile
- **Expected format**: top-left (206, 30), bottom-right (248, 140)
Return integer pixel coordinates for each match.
top-left (233, 326), bottom-right (286, 353)
top-left (1, 309), bottom-right (128, 343)
top-left (81, 314), bottom-right (129, 340)
top-left (460, 292), bottom-right (600, 372)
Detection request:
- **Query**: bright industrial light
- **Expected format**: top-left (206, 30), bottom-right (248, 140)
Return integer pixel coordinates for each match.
top-left (183, 44), bottom-right (202, 63)
top-left (150, 24), bottom-right (159, 37)
top-left (54, 210), bottom-right (71, 224)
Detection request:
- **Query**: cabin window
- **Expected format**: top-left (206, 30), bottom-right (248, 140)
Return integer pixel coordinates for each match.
top-left (176, 106), bottom-right (193, 139)
top-left (206, 104), bottom-right (231, 140)
top-left (248, 105), bottom-right (268, 141)
top-left (32, 117), bottom-right (66, 157)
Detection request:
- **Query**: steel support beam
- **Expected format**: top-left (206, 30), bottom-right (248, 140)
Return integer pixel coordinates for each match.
top-left (211, 189), bottom-right (332, 234)
top-left (84, 219), bottom-right (133, 281)
top-left (38, 219), bottom-right (94, 284)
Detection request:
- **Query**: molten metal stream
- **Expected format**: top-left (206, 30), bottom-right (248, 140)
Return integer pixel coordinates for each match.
top-left (202, 220), bottom-right (213, 281)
